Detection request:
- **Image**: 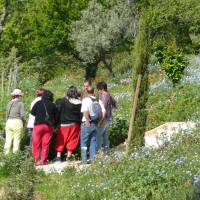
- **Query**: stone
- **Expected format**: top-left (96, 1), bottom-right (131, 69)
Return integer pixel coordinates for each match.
top-left (144, 121), bottom-right (196, 148)
top-left (35, 161), bottom-right (90, 174)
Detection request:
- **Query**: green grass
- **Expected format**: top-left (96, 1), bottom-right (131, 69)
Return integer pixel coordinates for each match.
top-left (35, 130), bottom-right (200, 200)
top-left (1, 53), bottom-right (200, 199)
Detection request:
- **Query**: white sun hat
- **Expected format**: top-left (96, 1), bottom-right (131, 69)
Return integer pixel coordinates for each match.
top-left (11, 89), bottom-right (23, 96)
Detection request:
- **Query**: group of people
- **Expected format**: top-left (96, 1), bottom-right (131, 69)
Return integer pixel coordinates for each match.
top-left (4, 80), bottom-right (117, 166)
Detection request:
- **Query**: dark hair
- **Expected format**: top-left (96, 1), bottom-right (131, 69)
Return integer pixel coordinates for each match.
top-left (86, 87), bottom-right (95, 94)
top-left (66, 85), bottom-right (79, 99)
top-left (96, 81), bottom-right (107, 91)
top-left (42, 90), bottom-right (54, 102)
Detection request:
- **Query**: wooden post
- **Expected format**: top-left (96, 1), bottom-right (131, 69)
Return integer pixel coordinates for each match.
top-left (1, 65), bottom-right (5, 99)
top-left (126, 74), bottom-right (142, 154)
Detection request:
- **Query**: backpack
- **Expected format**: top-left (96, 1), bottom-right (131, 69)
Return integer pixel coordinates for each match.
top-left (89, 97), bottom-right (102, 122)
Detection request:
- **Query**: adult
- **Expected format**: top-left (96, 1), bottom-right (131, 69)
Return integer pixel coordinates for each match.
top-left (4, 89), bottom-right (24, 154)
top-left (31, 90), bottom-right (57, 166)
top-left (96, 81), bottom-right (117, 151)
top-left (27, 89), bottom-right (45, 146)
top-left (80, 87), bottom-right (105, 163)
top-left (54, 86), bottom-right (82, 162)
top-left (81, 79), bottom-right (92, 99)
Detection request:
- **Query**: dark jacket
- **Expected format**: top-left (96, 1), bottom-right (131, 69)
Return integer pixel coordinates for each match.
top-left (31, 99), bottom-right (57, 126)
top-left (56, 98), bottom-right (82, 125)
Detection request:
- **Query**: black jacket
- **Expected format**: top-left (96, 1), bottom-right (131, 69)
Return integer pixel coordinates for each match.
top-left (31, 99), bottom-right (57, 126)
top-left (56, 98), bottom-right (82, 125)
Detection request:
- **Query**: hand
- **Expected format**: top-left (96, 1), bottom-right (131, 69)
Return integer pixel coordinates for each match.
top-left (85, 120), bottom-right (90, 128)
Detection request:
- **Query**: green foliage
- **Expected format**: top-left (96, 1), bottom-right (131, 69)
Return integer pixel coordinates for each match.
top-left (154, 42), bottom-right (188, 85)
top-left (70, 0), bottom-right (135, 78)
top-left (162, 47), bottom-right (188, 85)
top-left (36, 130), bottom-right (200, 200)
top-left (147, 83), bottom-right (200, 130)
top-left (147, 0), bottom-right (200, 52)
top-left (0, 150), bottom-right (36, 200)
top-left (109, 117), bottom-right (128, 147)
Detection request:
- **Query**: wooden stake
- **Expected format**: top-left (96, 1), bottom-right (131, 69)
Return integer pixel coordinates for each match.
top-left (1, 64), bottom-right (5, 98)
top-left (126, 74), bottom-right (142, 154)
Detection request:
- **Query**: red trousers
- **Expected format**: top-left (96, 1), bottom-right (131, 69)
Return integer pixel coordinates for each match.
top-left (32, 124), bottom-right (53, 165)
top-left (55, 124), bottom-right (80, 153)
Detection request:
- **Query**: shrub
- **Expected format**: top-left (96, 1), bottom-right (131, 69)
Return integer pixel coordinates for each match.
top-left (162, 46), bottom-right (188, 85)
top-left (109, 117), bottom-right (128, 147)
top-left (154, 42), bottom-right (188, 85)
top-left (0, 150), bottom-right (36, 200)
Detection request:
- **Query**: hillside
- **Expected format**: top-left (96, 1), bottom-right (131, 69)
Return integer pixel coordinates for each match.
top-left (0, 55), bottom-right (200, 199)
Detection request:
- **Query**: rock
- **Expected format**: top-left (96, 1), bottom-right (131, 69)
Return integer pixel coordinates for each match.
top-left (35, 161), bottom-right (90, 174)
top-left (144, 121), bottom-right (196, 148)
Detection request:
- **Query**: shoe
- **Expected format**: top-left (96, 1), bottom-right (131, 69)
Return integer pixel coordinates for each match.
top-left (66, 154), bottom-right (76, 162)
top-left (53, 157), bottom-right (61, 163)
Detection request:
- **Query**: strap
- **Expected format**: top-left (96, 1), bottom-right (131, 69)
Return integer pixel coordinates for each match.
top-left (7, 102), bottom-right (14, 120)
top-left (89, 96), bottom-right (97, 102)
top-left (42, 101), bottom-right (49, 118)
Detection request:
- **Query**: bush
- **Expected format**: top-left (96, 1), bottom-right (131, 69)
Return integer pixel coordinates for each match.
top-left (162, 46), bottom-right (188, 85)
top-left (154, 41), bottom-right (188, 85)
top-left (109, 117), bottom-right (128, 147)
top-left (0, 150), bottom-right (36, 200)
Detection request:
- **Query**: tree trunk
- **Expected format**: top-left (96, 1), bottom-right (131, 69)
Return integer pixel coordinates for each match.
top-left (127, 13), bottom-right (150, 151)
top-left (102, 56), bottom-right (115, 77)
top-left (85, 62), bottom-right (98, 81)
top-left (0, 0), bottom-right (9, 38)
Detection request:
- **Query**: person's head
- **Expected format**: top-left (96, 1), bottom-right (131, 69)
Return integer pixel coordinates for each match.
top-left (86, 86), bottom-right (95, 96)
top-left (96, 81), bottom-right (107, 93)
top-left (66, 85), bottom-right (79, 99)
top-left (11, 88), bottom-right (23, 99)
top-left (42, 90), bottom-right (54, 102)
top-left (83, 80), bottom-right (92, 90)
top-left (35, 88), bottom-right (45, 97)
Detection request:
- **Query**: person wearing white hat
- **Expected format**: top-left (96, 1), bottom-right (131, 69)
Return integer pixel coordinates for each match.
top-left (4, 88), bottom-right (24, 154)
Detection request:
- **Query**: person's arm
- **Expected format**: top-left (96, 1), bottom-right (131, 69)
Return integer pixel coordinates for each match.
top-left (31, 101), bottom-right (38, 116)
top-left (81, 98), bottom-right (90, 127)
top-left (98, 100), bottom-right (106, 127)
top-left (6, 102), bottom-right (11, 120)
top-left (83, 111), bottom-right (90, 128)
top-left (19, 102), bottom-right (24, 119)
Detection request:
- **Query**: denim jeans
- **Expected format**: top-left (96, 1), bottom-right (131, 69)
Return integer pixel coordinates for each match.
top-left (81, 123), bottom-right (97, 163)
top-left (96, 119), bottom-right (111, 152)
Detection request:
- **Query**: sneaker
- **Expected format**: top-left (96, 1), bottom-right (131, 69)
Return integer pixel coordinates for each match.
top-left (53, 157), bottom-right (61, 163)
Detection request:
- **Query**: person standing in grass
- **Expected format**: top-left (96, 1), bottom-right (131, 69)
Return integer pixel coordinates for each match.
top-left (54, 86), bottom-right (82, 162)
top-left (31, 90), bottom-right (57, 166)
top-left (80, 87), bottom-right (106, 163)
top-left (96, 81), bottom-right (117, 152)
top-left (4, 89), bottom-right (24, 154)
top-left (27, 89), bottom-right (45, 147)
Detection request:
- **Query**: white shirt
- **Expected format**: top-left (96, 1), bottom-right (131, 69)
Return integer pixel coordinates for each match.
top-left (81, 96), bottom-right (106, 122)
top-left (27, 97), bottom-right (42, 128)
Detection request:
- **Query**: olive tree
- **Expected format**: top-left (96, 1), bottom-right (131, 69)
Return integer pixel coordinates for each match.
top-left (70, 0), bottom-right (137, 79)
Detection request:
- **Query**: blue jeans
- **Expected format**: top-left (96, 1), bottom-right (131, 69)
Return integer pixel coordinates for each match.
top-left (96, 119), bottom-right (111, 152)
top-left (81, 123), bottom-right (97, 163)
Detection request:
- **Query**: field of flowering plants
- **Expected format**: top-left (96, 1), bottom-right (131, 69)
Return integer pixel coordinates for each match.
top-left (1, 54), bottom-right (200, 199)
